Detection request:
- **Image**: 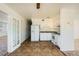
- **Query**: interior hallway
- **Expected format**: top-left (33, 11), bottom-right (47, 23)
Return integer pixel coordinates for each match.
top-left (8, 40), bottom-right (65, 56)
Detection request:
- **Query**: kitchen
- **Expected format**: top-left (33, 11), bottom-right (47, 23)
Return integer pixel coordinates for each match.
top-left (31, 7), bottom-right (60, 47)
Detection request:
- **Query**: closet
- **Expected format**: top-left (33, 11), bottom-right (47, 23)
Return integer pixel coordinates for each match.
top-left (0, 11), bottom-right (8, 55)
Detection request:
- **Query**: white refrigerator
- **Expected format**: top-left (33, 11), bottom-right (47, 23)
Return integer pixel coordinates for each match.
top-left (31, 25), bottom-right (39, 41)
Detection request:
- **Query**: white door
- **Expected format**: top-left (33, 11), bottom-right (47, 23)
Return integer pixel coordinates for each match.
top-left (60, 8), bottom-right (74, 51)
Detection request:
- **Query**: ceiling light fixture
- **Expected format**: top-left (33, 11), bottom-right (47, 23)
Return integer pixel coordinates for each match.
top-left (36, 3), bottom-right (40, 9)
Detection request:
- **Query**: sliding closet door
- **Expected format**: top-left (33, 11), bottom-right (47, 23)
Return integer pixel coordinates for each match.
top-left (0, 11), bottom-right (8, 55)
top-left (11, 18), bottom-right (20, 51)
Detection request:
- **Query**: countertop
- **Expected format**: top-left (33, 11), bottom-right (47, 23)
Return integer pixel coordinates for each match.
top-left (40, 31), bottom-right (60, 35)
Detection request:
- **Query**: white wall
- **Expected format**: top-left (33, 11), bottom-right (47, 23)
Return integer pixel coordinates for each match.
top-left (32, 4), bottom-right (60, 31)
top-left (31, 4), bottom-right (60, 31)
top-left (40, 16), bottom-right (59, 31)
top-left (32, 15), bottom-right (60, 31)
top-left (73, 8), bottom-right (79, 50)
top-left (73, 8), bottom-right (79, 39)
top-left (0, 4), bottom-right (28, 52)
top-left (21, 19), bottom-right (29, 43)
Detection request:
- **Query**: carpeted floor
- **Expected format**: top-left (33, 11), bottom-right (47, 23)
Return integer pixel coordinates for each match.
top-left (9, 40), bottom-right (65, 56)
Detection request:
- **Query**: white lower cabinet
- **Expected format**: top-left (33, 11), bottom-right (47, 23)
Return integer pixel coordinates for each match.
top-left (40, 33), bottom-right (60, 46)
top-left (40, 33), bottom-right (52, 41)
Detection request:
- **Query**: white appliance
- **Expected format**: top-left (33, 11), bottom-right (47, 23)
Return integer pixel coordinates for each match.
top-left (31, 25), bottom-right (39, 41)
top-left (52, 34), bottom-right (60, 46)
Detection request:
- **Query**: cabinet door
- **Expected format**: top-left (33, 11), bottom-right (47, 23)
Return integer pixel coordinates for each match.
top-left (40, 33), bottom-right (46, 41)
top-left (46, 33), bottom-right (52, 41)
top-left (40, 33), bottom-right (52, 41)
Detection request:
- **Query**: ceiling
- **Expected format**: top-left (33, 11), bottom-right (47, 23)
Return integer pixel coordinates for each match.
top-left (6, 3), bottom-right (60, 19)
